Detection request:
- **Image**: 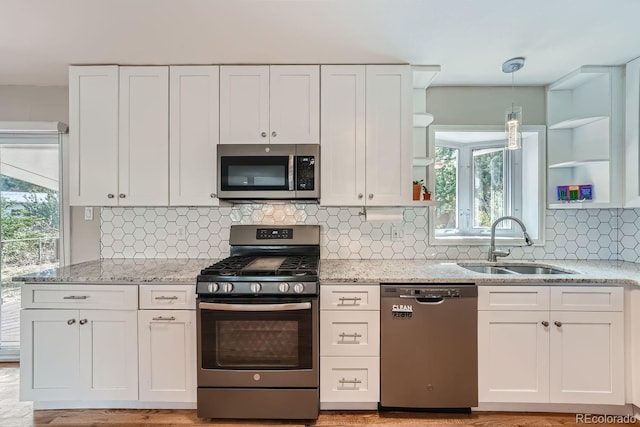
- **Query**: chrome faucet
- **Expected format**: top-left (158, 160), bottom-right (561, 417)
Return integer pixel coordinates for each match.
top-left (488, 216), bottom-right (534, 262)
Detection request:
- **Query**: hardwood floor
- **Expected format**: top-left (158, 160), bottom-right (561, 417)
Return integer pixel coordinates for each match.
top-left (0, 363), bottom-right (614, 426)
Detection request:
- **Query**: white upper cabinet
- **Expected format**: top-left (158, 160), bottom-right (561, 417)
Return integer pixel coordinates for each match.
top-left (69, 65), bottom-right (169, 206)
top-left (321, 65), bottom-right (412, 206)
top-left (119, 66), bottom-right (169, 205)
top-left (546, 65), bottom-right (623, 209)
top-left (219, 65), bottom-right (319, 144)
top-left (320, 66), bottom-right (366, 206)
top-left (625, 56), bottom-right (640, 207)
top-left (69, 66), bottom-right (119, 206)
top-left (169, 66), bottom-right (220, 206)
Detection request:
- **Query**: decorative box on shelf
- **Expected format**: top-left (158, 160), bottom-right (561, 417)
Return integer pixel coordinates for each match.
top-left (556, 184), bottom-right (593, 202)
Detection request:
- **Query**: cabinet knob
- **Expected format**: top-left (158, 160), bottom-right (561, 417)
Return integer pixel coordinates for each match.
top-left (119, 194), bottom-right (126, 199)
top-left (261, 132), bottom-right (267, 138)
top-left (210, 193), bottom-right (217, 199)
top-left (79, 319), bottom-right (88, 325)
top-left (541, 321), bottom-right (549, 327)
top-left (358, 193), bottom-right (363, 199)
top-left (107, 194), bottom-right (115, 199)
top-left (271, 131), bottom-right (277, 137)
top-left (67, 319), bottom-right (76, 325)
top-left (554, 321), bottom-right (562, 327)
top-left (368, 193), bottom-right (374, 199)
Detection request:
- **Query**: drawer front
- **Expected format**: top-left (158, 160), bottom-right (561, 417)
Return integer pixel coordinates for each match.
top-left (320, 356), bottom-right (380, 403)
top-left (21, 284), bottom-right (138, 309)
top-left (550, 286), bottom-right (623, 311)
top-left (320, 310), bottom-right (379, 357)
top-left (139, 284), bottom-right (196, 310)
top-left (478, 286), bottom-right (550, 311)
top-left (320, 284), bottom-right (380, 310)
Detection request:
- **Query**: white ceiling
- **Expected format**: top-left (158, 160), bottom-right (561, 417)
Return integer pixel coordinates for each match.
top-left (2, 0), bottom-right (640, 87)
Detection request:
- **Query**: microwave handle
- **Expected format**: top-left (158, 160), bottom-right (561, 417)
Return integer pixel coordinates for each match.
top-left (199, 302), bottom-right (311, 312)
top-left (288, 155), bottom-right (295, 191)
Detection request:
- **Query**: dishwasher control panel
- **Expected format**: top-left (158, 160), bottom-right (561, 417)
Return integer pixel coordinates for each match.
top-left (381, 283), bottom-right (477, 299)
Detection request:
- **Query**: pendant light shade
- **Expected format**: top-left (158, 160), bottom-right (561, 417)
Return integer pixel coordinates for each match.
top-left (502, 57), bottom-right (525, 150)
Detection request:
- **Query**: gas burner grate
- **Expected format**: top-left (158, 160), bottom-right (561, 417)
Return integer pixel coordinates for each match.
top-left (200, 255), bottom-right (319, 278)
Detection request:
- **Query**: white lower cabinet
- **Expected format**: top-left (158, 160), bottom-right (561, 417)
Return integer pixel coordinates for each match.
top-left (478, 285), bottom-right (624, 405)
top-left (320, 284), bottom-right (380, 409)
top-left (138, 310), bottom-right (196, 402)
top-left (138, 284), bottom-right (197, 403)
top-left (20, 308), bottom-right (138, 401)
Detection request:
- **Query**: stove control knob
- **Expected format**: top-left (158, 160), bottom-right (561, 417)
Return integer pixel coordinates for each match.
top-left (293, 283), bottom-right (305, 294)
top-left (222, 283), bottom-right (234, 293)
top-left (250, 283), bottom-right (262, 293)
top-left (207, 283), bottom-right (219, 293)
top-left (278, 283), bottom-right (290, 293)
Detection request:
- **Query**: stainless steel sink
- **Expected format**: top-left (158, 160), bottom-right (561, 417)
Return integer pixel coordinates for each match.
top-left (458, 263), bottom-right (574, 275)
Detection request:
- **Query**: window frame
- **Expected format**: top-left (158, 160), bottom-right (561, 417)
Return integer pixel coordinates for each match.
top-left (428, 125), bottom-right (546, 246)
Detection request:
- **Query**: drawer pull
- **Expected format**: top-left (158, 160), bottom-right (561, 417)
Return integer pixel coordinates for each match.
top-left (63, 295), bottom-right (89, 300)
top-left (338, 377), bottom-right (362, 389)
top-left (152, 316), bottom-right (176, 321)
top-left (338, 332), bottom-right (362, 343)
top-left (154, 296), bottom-right (179, 300)
top-left (338, 296), bottom-right (362, 306)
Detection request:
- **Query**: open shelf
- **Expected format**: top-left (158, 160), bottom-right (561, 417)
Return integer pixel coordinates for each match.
top-left (413, 112), bottom-right (434, 128)
top-left (548, 66), bottom-right (611, 91)
top-left (548, 159), bottom-right (609, 169)
top-left (548, 116), bottom-right (608, 130)
top-left (408, 199), bottom-right (441, 206)
top-left (412, 157), bottom-right (434, 167)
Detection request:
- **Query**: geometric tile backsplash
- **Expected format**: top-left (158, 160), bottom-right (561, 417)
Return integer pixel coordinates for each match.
top-left (101, 205), bottom-right (640, 262)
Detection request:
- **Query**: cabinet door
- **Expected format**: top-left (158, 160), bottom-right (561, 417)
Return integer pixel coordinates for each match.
top-left (219, 66), bottom-right (270, 144)
top-left (625, 56), bottom-right (640, 206)
top-left (69, 65), bottom-right (119, 206)
top-left (79, 310), bottom-right (138, 400)
top-left (20, 309), bottom-right (81, 401)
top-left (138, 310), bottom-right (196, 402)
top-left (169, 66), bottom-right (220, 206)
top-left (478, 311), bottom-right (549, 403)
top-left (119, 66), bottom-right (169, 205)
top-left (320, 66), bottom-right (366, 206)
top-left (549, 311), bottom-right (624, 404)
top-left (270, 65), bottom-right (319, 144)
top-left (365, 65), bottom-right (412, 205)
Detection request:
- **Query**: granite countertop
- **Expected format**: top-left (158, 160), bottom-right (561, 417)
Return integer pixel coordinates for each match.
top-left (13, 258), bottom-right (640, 286)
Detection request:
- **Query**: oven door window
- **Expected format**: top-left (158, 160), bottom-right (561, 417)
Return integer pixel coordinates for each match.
top-left (220, 156), bottom-right (290, 191)
top-left (200, 302), bottom-right (313, 370)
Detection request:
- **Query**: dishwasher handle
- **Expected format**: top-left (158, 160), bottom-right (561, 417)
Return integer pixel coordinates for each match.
top-left (399, 294), bottom-right (446, 304)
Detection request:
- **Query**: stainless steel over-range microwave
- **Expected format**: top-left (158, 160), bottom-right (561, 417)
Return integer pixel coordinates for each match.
top-left (217, 144), bottom-right (319, 200)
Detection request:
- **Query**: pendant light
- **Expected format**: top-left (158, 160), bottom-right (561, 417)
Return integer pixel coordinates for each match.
top-left (502, 57), bottom-right (525, 150)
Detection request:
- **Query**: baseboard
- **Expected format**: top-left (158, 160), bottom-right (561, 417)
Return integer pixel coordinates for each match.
top-left (33, 400), bottom-right (196, 410)
top-left (320, 402), bottom-right (378, 410)
top-left (475, 402), bottom-right (634, 416)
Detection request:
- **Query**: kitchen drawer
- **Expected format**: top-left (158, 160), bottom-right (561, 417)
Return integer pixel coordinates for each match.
top-left (478, 286), bottom-right (550, 311)
top-left (320, 310), bottom-right (379, 357)
top-left (139, 284), bottom-right (196, 310)
top-left (550, 286), bottom-right (623, 312)
top-left (320, 356), bottom-right (379, 404)
top-left (21, 284), bottom-right (137, 309)
top-left (320, 284), bottom-right (380, 310)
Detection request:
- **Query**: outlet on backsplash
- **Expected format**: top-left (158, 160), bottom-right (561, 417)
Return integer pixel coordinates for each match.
top-left (391, 225), bottom-right (404, 241)
top-left (176, 226), bottom-right (186, 240)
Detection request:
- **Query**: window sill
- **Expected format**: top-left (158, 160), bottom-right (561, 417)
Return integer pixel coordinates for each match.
top-left (429, 235), bottom-right (543, 246)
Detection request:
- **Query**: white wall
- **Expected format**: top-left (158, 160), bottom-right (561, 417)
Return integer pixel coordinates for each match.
top-left (426, 86), bottom-right (546, 125)
top-left (0, 85), bottom-right (100, 264)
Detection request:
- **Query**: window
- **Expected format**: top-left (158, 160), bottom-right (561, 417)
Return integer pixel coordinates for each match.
top-left (428, 125), bottom-right (545, 245)
top-left (0, 125), bottom-right (67, 361)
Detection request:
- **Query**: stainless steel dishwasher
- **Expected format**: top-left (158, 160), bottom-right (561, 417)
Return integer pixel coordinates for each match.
top-left (380, 283), bottom-right (478, 410)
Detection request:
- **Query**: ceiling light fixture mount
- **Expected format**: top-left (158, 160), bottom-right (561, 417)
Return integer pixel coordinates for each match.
top-left (503, 57), bottom-right (525, 150)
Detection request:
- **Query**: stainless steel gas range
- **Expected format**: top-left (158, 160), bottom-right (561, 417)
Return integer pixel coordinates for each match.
top-left (195, 224), bottom-right (320, 420)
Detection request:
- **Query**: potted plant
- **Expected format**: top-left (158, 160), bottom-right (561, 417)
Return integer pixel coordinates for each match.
top-left (412, 180), bottom-right (423, 200)
top-left (422, 185), bottom-right (431, 201)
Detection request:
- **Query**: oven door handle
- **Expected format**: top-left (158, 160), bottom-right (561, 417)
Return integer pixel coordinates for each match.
top-left (199, 302), bottom-right (312, 312)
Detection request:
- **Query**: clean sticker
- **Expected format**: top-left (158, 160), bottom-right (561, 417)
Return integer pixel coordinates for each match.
top-left (391, 304), bottom-right (413, 318)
